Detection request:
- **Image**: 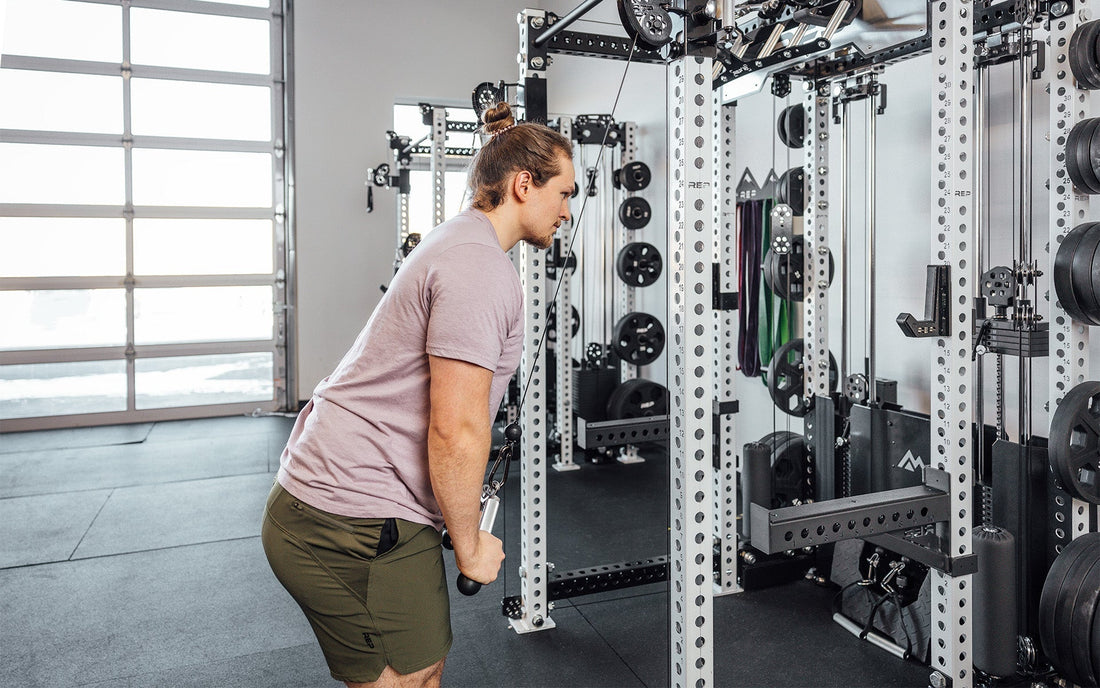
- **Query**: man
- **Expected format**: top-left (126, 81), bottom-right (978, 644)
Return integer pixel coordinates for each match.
top-left (262, 104), bottom-right (574, 688)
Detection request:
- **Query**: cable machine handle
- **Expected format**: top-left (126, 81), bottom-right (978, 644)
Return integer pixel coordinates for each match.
top-left (455, 495), bottom-right (501, 596)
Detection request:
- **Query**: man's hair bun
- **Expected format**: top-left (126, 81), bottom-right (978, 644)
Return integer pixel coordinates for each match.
top-left (481, 102), bottom-right (516, 135)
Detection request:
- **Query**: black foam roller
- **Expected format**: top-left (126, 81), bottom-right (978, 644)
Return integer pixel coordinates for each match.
top-left (741, 442), bottom-right (772, 539)
top-left (974, 526), bottom-right (1018, 678)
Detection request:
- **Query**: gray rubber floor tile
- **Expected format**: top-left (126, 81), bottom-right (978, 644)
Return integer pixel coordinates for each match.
top-left (0, 489), bottom-right (111, 568)
top-left (72, 473), bottom-right (277, 559)
top-left (0, 538), bottom-right (316, 688)
top-left (445, 604), bottom-right (646, 688)
top-left (0, 423), bottom-right (152, 454)
top-left (0, 433), bottom-right (270, 498)
top-left (75, 643), bottom-right (333, 688)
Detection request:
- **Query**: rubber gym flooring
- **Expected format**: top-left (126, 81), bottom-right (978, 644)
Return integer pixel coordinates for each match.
top-left (0, 415), bottom-right (932, 687)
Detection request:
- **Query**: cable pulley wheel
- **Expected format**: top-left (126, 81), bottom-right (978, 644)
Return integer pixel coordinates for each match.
top-left (547, 305), bottom-right (580, 344)
top-left (616, 242), bottom-right (662, 287)
top-left (616, 0), bottom-right (673, 51)
top-left (616, 161), bottom-right (651, 192)
top-left (605, 378), bottom-right (669, 420)
top-left (371, 163), bottom-right (390, 187)
top-left (619, 196), bottom-right (652, 230)
top-left (1069, 20), bottom-right (1100, 90)
top-left (777, 104), bottom-right (806, 149)
top-left (1038, 532), bottom-right (1100, 687)
top-left (471, 82), bottom-right (504, 121)
top-left (776, 167), bottom-right (805, 216)
top-left (1049, 381), bottom-right (1100, 505)
top-left (1054, 223), bottom-right (1100, 325)
top-left (612, 311), bottom-right (665, 366)
top-left (767, 338), bottom-right (838, 417)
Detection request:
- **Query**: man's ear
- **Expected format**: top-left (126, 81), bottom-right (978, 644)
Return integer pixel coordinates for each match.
top-left (512, 170), bottom-right (533, 202)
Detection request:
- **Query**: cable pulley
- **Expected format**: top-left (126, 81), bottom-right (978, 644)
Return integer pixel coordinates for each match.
top-left (612, 311), bottom-right (665, 366)
top-left (616, 0), bottom-right (673, 51)
top-left (619, 196), bottom-right (652, 229)
top-left (616, 241), bottom-right (663, 287)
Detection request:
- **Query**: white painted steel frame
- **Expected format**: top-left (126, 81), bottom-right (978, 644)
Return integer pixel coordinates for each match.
top-left (714, 96), bottom-right (740, 595)
top-left (618, 121), bottom-right (643, 464)
top-left (929, 2), bottom-right (975, 685)
top-left (1047, 10), bottom-right (1094, 542)
top-left (554, 117), bottom-right (579, 472)
top-left (0, 0), bottom-right (289, 431)
top-left (668, 55), bottom-right (716, 688)
top-left (803, 87), bottom-right (832, 411)
top-left (513, 6), bottom-right (555, 635)
top-left (430, 107), bottom-right (447, 228)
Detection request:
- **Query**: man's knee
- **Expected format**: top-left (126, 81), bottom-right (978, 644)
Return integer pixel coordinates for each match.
top-left (344, 658), bottom-right (445, 688)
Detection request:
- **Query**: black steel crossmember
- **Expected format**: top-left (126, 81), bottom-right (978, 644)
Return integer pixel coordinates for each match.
top-left (575, 415), bottom-right (669, 449)
top-left (546, 29), bottom-right (665, 63)
top-left (750, 472), bottom-right (952, 554)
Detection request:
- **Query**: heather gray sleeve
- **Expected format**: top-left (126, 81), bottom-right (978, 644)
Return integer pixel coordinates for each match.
top-left (424, 243), bottom-right (520, 372)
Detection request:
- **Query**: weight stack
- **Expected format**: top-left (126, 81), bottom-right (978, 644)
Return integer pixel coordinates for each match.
top-left (741, 442), bottom-right (772, 540)
top-left (974, 526), bottom-right (1018, 678)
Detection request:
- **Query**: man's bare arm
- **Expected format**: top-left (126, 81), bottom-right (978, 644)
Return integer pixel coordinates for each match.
top-left (427, 354), bottom-right (505, 583)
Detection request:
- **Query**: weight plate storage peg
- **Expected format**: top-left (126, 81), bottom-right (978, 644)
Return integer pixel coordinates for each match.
top-left (767, 338), bottom-right (838, 417)
top-left (605, 378), bottom-right (669, 420)
top-left (1048, 380), bottom-right (1100, 505)
top-left (619, 197), bottom-right (651, 230)
top-left (616, 161), bottom-right (651, 192)
top-left (616, 242), bottom-right (662, 287)
top-left (616, 0), bottom-right (673, 51)
top-left (612, 311), bottom-right (665, 366)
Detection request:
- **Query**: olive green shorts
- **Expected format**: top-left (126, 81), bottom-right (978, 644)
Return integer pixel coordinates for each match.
top-left (261, 482), bottom-right (452, 683)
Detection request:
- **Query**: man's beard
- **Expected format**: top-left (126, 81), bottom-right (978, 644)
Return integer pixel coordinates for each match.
top-left (523, 232), bottom-right (554, 250)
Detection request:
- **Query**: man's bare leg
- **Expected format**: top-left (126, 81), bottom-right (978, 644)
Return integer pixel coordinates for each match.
top-left (345, 658), bottom-right (445, 688)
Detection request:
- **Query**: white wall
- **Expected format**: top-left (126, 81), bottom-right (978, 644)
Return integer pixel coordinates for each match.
top-left (292, 0), bottom-right (540, 396)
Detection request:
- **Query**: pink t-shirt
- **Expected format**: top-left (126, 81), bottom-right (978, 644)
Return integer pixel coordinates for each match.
top-left (277, 209), bottom-right (524, 529)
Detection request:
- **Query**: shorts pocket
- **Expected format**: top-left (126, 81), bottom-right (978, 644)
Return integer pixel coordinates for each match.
top-left (291, 498), bottom-right (358, 534)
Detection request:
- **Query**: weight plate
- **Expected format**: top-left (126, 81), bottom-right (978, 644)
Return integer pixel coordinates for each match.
top-left (1078, 118), bottom-right (1100, 194)
top-left (1074, 223), bottom-right (1100, 321)
top-left (1055, 540), bottom-right (1098, 686)
top-left (1070, 22), bottom-right (1100, 90)
top-left (612, 311), bottom-right (665, 366)
top-left (1091, 560), bottom-right (1100, 688)
top-left (1054, 223), bottom-right (1094, 325)
top-left (771, 434), bottom-right (807, 507)
top-left (547, 304), bottom-right (580, 344)
top-left (764, 236), bottom-right (805, 302)
top-left (1040, 532), bottom-right (1100, 675)
top-left (1067, 120), bottom-right (1099, 195)
top-left (777, 167), bottom-right (805, 216)
top-left (618, 161), bottom-right (651, 192)
top-left (605, 378), bottom-right (668, 420)
top-left (1083, 20), bottom-right (1100, 89)
top-left (786, 104), bottom-right (806, 148)
top-left (1068, 542), bottom-right (1100, 687)
top-left (1088, 116), bottom-right (1100, 193)
top-left (616, 0), bottom-right (673, 51)
top-left (1048, 381), bottom-right (1100, 505)
top-left (619, 196), bottom-right (652, 230)
top-left (767, 338), bottom-right (838, 417)
top-left (616, 241), bottom-right (662, 287)
top-left (777, 107), bottom-right (791, 148)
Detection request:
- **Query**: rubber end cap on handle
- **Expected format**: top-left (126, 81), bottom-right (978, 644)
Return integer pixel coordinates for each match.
top-left (457, 575), bottom-right (482, 596)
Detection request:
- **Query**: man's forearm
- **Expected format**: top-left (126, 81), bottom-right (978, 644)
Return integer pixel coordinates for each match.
top-left (428, 424), bottom-right (491, 561)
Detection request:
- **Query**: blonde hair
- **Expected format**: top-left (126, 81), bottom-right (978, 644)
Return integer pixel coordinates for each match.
top-left (468, 102), bottom-right (573, 212)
